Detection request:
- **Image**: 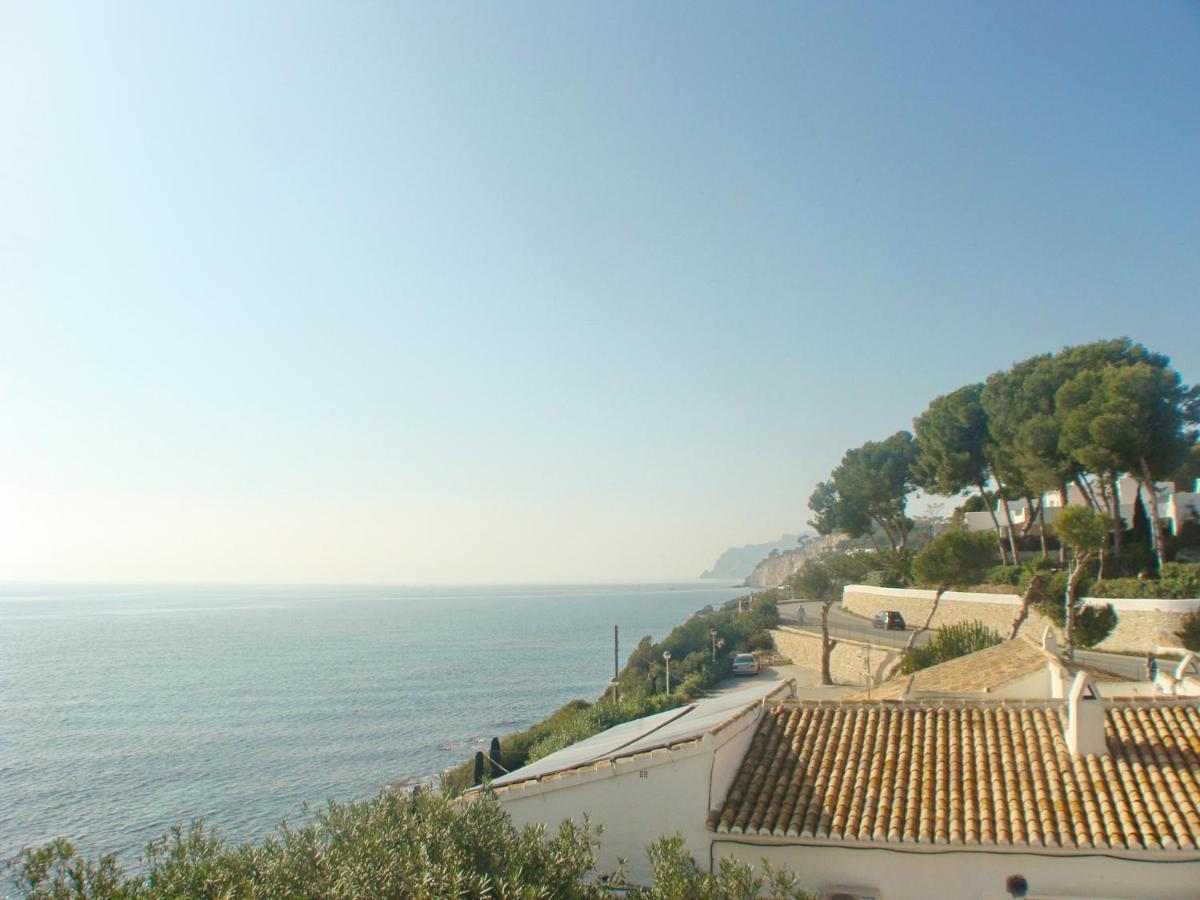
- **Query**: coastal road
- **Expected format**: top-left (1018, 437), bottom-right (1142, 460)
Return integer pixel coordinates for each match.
top-left (776, 599), bottom-right (1144, 680)
top-left (1073, 649), bottom-right (1146, 681)
top-left (777, 599), bottom-right (932, 650)
top-left (711, 662), bottom-right (861, 700)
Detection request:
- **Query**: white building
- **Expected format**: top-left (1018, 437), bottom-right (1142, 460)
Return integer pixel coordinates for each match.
top-left (484, 650), bottom-right (1200, 898)
top-left (963, 477), bottom-right (1200, 540)
top-left (485, 680), bottom-right (793, 886)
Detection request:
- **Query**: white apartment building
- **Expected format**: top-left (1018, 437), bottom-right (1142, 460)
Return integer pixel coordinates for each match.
top-left (963, 477), bottom-right (1200, 539)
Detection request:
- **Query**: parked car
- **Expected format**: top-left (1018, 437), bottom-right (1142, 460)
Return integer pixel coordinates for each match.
top-left (873, 611), bottom-right (907, 630)
top-left (731, 653), bottom-right (760, 676)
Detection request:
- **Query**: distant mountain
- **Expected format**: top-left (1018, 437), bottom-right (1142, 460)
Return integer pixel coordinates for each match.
top-left (700, 534), bottom-right (805, 580)
top-left (744, 517), bottom-right (951, 588)
top-left (744, 533), bottom-right (846, 588)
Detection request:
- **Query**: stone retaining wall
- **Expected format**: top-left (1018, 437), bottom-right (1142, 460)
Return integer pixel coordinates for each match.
top-left (771, 625), bottom-right (898, 686)
top-left (841, 585), bottom-right (1196, 654)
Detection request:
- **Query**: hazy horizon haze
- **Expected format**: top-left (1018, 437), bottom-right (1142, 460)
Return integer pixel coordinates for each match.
top-left (2, 2), bottom-right (1197, 583)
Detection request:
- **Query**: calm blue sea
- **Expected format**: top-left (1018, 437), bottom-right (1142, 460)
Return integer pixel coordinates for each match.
top-left (0, 581), bottom-right (745, 867)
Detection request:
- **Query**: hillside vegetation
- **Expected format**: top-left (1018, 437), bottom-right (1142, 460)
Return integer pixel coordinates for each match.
top-left (443, 592), bottom-right (780, 792)
top-left (6, 791), bottom-right (816, 899)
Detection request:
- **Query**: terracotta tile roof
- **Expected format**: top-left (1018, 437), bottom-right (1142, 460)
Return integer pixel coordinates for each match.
top-left (708, 700), bottom-right (1200, 852)
top-left (846, 638), bottom-right (1132, 702)
top-left (847, 638), bottom-right (1052, 701)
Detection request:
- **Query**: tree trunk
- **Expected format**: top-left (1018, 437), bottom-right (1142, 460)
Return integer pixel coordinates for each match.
top-left (1109, 470), bottom-right (1123, 564)
top-left (1064, 566), bottom-right (1076, 660)
top-left (1138, 459), bottom-right (1167, 572)
top-left (1058, 486), bottom-right (1069, 563)
top-left (872, 516), bottom-right (898, 552)
top-left (903, 586), bottom-right (946, 653)
top-left (1073, 474), bottom-right (1100, 510)
top-left (998, 492), bottom-right (1022, 565)
top-left (1094, 475), bottom-right (1112, 580)
top-left (1008, 573), bottom-right (1048, 640)
top-left (979, 480), bottom-right (1009, 565)
top-left (1020, 497), bottom-right (1038, 538)
top-left (820, 597), bottom-right (834, 685)
top-left (1038, 501), bottom-right (1049, 558)
top-left (1064, 553), bottom-right (1093, 660)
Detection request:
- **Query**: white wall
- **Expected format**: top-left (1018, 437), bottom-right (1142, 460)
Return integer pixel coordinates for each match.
top-left (988, 666), bottom-right (1052, 699)
top-left (499, 747), bottom-right (713, 884)
top-left (771, 626), bottom-right (899, 685)
top-left (842, 585), bottom-right (1198, 654)
top-left (715, 841), bottom-right (1200, 900)
top-left (496, 707), bottom-right (764, 885)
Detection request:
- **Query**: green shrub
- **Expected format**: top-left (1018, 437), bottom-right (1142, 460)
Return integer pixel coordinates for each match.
top-left (678, 672), bottom-right (707, 699)
top-left (7, 799), bottom-right (819, 900)
top-left (1175, 608), bottom-right (1200, 652)
top-left (1075, 605), bottom-right (1118, 648)
top-left (525, 712), bottom-right (602, 764)
top-left (628, 834), bottom-right (817, 899)
top-left (7, 792), bottom-right (606, 899)
top-left (864, 549), bottom-right (914, 587)
top-left (745, 631), bottom-right (775, 652)
top-left (985, 565), bottom-right (1022, 586)
top-left (1035, 586), bottom-right (1118, 648)
top-left (912, 530), bottom-right (995, 590)
top-left (1162, 562), bottom-right (1200, 597)
top-left (900, 620), bottom-right (1002, 674)
top-left (1088, 577), bottom-right (1158, 599)
top-left (1088, 563), bottom-right (1200, 600)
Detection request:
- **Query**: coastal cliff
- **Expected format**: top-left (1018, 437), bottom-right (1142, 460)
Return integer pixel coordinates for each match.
top-left (700, 534), bottom-right (803, 580)
top-left (744, 534), bottom-right (846, 588)
top-left (744, 518), bottom-right (948, 588)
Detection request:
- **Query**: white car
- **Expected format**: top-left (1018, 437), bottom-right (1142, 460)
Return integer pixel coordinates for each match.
top-left (731, 653), bottom-right (760, 676)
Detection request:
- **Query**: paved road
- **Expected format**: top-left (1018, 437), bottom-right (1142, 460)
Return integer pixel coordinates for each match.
top-left (778, 599), bottom-right (930, 649)
top-left (776, 599), bottom-right (1145, 680)
top-left (1074, 649), bottom-right (1146, 680)
top-left (712, 663), bottom-right (861, 699)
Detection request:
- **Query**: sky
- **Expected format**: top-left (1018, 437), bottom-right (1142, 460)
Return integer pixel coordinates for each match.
top-left (1, 2), bottom-right (1198, 584)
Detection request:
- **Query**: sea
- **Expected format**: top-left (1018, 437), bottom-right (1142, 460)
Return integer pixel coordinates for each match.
top-left (0, 581), bottom-right (746, 868)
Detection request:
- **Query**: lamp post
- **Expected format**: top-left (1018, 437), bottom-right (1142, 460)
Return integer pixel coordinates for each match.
top-left (709, 628), bottom-right (718, 663)
top-left (662, 650), bottom-right (672, 694)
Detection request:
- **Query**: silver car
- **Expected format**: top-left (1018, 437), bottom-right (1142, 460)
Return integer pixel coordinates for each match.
top-left (731, 653), bottom-right (760, 676)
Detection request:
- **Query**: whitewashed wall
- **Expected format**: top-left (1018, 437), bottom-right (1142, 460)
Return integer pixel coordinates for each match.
top-left (716, 840), bottom-right (1200, 900)
top-left (495, 704), bottom-right (764, 885)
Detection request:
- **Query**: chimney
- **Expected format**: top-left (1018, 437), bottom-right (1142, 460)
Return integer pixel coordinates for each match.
top-left (1041, 626), bottom-right (1059, 656)
top-left (1065, 672), bottom-right (1107, 756)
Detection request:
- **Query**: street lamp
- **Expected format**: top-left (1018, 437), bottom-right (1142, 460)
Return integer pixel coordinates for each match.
top-left (662, 650), bottom-right (672, 694)
top-left (709, 628), bottom-right (718, 663)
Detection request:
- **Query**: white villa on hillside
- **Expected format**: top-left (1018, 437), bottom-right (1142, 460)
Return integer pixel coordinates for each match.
top-left (963, 477), bottom-right (1200, 539)
top-left (481, 643), bottom-right (1200, 899)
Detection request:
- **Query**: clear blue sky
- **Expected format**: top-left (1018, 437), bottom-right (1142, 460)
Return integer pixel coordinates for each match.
top-left (2, 2), bottom-right (1197, 583)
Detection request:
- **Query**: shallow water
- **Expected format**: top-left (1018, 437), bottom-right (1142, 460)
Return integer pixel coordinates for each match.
top-left (0, 581), bottom-right (744, 866)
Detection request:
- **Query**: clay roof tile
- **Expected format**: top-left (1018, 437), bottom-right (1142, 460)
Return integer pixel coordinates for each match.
top-left (707, 699), bottom-right (1200, 853)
